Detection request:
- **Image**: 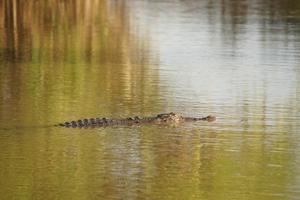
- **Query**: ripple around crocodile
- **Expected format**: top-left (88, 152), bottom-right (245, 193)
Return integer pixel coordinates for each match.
top-left (55, 112), bottom-right (216, 128)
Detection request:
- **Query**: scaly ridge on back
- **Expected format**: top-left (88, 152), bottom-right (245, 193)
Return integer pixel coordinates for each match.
top-left (56, 112), bottom-right (216, 128)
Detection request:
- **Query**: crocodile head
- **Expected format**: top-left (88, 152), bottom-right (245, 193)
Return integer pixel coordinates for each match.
top-left (155, 112), bottom-right (185, 124)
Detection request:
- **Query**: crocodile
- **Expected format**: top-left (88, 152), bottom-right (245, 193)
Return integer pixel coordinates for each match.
top-left (55, 112), bottom-right (216, 128)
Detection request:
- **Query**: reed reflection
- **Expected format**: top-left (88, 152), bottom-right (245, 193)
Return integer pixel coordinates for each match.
top-left (0, 0), bottom-right (300, 200)
top-left (0, 0), bottom-right (160, 127)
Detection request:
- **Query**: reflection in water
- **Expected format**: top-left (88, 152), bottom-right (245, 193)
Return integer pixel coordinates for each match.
top-left (0, 0), bottom-right (300, 200)
top-left (0, 0), bottom-right (161, 127)
top-left (133, 0), bottom-right (300, 129)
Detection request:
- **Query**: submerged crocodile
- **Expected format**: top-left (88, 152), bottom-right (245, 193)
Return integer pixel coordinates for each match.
top-left (56, 112), bottom-right (216, 128)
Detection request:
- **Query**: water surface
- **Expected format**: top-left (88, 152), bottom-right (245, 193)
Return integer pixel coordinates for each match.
top-left (0, 0), bottom-right (300, 199)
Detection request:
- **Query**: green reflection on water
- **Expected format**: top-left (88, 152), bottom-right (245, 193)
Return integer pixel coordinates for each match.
top-left (0, 127), bottom-right (297, 200)
top-left (0, 0), bottom-right (161, 128)
top-left (0, 1), bottom-right (299, 200)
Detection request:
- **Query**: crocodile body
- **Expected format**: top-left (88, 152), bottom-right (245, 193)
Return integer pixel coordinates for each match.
top-left (55, 112), bottom-right (216, 128)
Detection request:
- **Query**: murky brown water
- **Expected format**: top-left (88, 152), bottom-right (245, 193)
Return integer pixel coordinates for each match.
top-left (0, 0), bottom-right (300, 199)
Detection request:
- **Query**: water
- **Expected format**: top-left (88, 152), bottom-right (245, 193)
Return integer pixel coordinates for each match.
top-left (0, 0), bottom-right (300, 199)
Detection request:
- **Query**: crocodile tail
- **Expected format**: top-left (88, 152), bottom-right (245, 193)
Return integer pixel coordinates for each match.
top-left (55, 121), bottom-right (78, 128)
top-left (54, 123), bottom-right (67, 127)
top-left (55, 122), bottom-right (72, 127)
top-left (55, 118), bottom-right (104, 128)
